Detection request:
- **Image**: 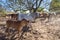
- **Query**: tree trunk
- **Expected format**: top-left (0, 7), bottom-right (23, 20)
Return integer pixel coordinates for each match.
top-left (33, 8), bottom-right (37, 13)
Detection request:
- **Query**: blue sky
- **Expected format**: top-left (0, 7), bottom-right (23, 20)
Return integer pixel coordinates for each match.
top-left (2, 0), bottom-right (6, 3)
top-left (40, 0), bottom-right (52, 9)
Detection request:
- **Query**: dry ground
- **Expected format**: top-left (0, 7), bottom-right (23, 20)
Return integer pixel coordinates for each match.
top-left (0, 14), bottom-right (60, 40)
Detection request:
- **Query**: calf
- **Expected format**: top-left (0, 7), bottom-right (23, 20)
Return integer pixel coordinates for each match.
top-left (6, 19), bottom-right (29, 40)
top-left (39, 12), bottom-right (51, 23)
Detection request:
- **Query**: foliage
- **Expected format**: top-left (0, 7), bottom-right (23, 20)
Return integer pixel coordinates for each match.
top-left (50, 0), bottom-right (60, 11)
top-left (37, 7), bottom-right (44, 12)
top-left (0, 5), bottom-right (7, 16)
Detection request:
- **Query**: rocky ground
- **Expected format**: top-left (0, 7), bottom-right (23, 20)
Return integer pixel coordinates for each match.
top-left (0, 15), bottom-right (60, 40)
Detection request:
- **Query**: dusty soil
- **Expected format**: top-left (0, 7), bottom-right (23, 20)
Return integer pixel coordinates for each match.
top-left (0, 15), bottom-right (60, 40)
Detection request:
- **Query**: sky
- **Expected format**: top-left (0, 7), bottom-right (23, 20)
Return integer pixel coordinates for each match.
top-left (40, 0), bottom-right (52, 9)
top-left (0, 0), bottom-right (52, 11)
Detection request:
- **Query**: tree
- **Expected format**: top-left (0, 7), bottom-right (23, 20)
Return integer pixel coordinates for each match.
top-left (0, 1), bottom-right (7, 16)
top-left (5, 0), bottom-right (22, 12)
top-left (36, 7), bottom-right (44, 12)
top-left (5, 0), bottom-right (51, 13)
top-left (50, 0), bottom-right (60, 11)
top-left (5, 0), bottom-right (44, 13)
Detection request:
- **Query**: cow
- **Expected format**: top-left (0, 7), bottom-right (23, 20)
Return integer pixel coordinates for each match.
top-left (38, 12), bottom-right (51, 23)
top-left (6, 19), bottom-right (30, 40)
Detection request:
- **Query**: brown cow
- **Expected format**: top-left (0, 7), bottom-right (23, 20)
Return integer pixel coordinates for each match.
top-left (6, 19), bottom-right (29, 40)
